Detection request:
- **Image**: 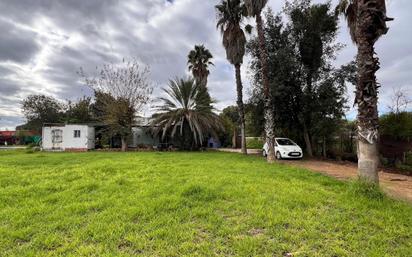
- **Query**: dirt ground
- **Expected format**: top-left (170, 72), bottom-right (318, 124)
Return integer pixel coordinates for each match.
top-left (281, 159), bottom-right (412, 203)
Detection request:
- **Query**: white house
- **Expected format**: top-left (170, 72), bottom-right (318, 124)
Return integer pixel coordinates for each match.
top-left (42, 124), bottom-right (95, 151)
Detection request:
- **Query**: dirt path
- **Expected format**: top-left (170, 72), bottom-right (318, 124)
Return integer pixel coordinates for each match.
top-left (282, 159), bottom-right (412, 203)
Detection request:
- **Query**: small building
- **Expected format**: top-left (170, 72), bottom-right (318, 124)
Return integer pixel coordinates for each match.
top-left (129, 117), bottom-right (159, 148)
top-left (42, 124), bottom-right (95, 151)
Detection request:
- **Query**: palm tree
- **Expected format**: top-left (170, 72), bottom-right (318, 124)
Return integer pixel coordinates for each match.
top-left (187, 45), bottom-right (214, 88)
top-left (215, 0), bottom-right (248, 155)
top-left (244, 0), bottom-right (275, 162)
top-left (152, 78), bottom-right (222, 150)
top-left (336, 0), bottom-right (393, 183)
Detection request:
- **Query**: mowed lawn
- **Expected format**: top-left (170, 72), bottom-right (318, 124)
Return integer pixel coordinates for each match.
top-left (0, 151), bottom-right (411, 257)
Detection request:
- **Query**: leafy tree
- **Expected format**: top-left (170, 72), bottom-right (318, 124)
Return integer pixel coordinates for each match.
top-left (219, 105), bottom-right (240, 148)
top-left (21, 95), bottom-right (64, 131)
top-left (336, 0), bottom-right (393, 183)
top-left (287, 0), bottom-right (339, 156)
top-left (151, 78), bottom-right (222, 150)
top-left (80, 59), bottom-right (153, 151)
top-left (248, 6), bottom-right (353, 158)
top-left (380, 112), bottom-right (412, 141)
top-left (216, 0), bottom-right (248, 154)
top-left (65, 97), bottom-right (94, 124)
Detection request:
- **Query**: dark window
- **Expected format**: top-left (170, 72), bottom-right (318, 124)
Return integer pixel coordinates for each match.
top-left (276, 139), bottom-right (295, 146)
top-left (74, 130), bottom-right (81, 138)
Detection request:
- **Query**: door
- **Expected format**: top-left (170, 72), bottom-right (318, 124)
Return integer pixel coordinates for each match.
top-left (51, 129), bottom-right (63, 150)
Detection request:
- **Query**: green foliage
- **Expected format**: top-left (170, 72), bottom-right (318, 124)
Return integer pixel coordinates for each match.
top-left (152, 78), bottom-right (222, 150)
top-left (246, 137), bottom-right (264, 149)
top-left (187, 45), bottom-right (214, 88)
top-left (21, 95), bottom-right (64, 131)
top-left (0, 151), bottom-right (411, 256)
top-left (247, 2), bottom-right (354, 154)
top-left (380, 112), bottom-right (412, 140)
top-left (65, 97), bottom-right (94, 124)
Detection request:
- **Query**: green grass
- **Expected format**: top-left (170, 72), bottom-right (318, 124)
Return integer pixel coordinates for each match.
top-left (0, 151), bottom-right (411, 257)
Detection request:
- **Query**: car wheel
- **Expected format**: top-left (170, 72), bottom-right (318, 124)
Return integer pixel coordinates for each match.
top-left (262, 150), bottom-right (267, 157)
top-left (276, 151), bottom-right (282, 160)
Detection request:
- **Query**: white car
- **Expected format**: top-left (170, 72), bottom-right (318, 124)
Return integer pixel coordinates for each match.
top-left (262, 138), bottom-right (303, 160)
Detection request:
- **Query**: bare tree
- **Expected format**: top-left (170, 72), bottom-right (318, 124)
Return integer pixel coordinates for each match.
top-left (80, 59), bottom-right (153, 151)
top-left (388, 87), bottom-right (411, 114)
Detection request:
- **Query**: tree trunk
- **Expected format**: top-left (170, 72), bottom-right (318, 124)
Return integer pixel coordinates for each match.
top-left (121, 137), bottom-right (127, 152)
top-left (232, 128), bottom-right (237, 148)
top-left (323, 136), bottom-right (327, 159)
top-left (357, 139), bottom-right (379, 184)
top-left (235, 64), bottom-right (247, 155)
top-left (256, 13), bottom-right (276, 162)
top-left (303, 123), bottom-right (313, 157)
top-left (355, 1), bottom-right (385, 184)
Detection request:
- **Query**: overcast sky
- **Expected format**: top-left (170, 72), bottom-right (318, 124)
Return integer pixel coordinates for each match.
top-left (0, 0), bottom-right (409, 130)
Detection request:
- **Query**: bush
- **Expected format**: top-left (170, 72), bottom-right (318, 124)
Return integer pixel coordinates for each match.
top-left (246, 137), bottom-right (264, 149)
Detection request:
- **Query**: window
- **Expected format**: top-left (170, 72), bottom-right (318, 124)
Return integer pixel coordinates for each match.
top-left (74, 130), bottom-right (81, 138)
top-left (276, 139), bottom-right (295, 146)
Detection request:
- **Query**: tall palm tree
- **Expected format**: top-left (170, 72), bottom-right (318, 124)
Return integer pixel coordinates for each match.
top-left (187, 45), bottom-right (214, 88)
top-left (336, 0), bottom-right (393, 183)
top-left (152, 78), bottom-right (222, 150)
top-left (244, 0), bottom-right (275, 162)
top-left (215, 0), bottom-right (248, 155)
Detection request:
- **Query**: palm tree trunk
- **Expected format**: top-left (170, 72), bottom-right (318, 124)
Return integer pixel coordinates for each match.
top-left (235, 64), bottom-right (247, 155)
top-left (256, 13), bottom-right (276, 163)
top-left (356, 36), bottom-right (380, 184)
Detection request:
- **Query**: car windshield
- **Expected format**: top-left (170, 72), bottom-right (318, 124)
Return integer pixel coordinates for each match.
top-left (276, 139), bottom-right (295, 146)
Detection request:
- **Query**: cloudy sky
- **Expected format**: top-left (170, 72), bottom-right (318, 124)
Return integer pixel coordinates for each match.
top-left (0, 0), bottom-right (409, 130)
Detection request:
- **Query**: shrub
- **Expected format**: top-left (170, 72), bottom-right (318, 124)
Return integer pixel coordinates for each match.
top-left (246, 137), bottom-right (264, 149)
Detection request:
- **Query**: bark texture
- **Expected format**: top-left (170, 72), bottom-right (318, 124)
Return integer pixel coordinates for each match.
top-left (355, 0), bottom-right (391, 183)
top-left (235, 64), bottom-right (247, 155)
top-left (256, 13), bottom-right (276, 162)
top-left (121, 137), bottom-right (127, 152)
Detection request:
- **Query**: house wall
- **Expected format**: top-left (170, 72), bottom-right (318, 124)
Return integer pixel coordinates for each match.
top-left (63, 125), bottom-right (91, 151)
top-left (42, 125), bottom-right (94, 151)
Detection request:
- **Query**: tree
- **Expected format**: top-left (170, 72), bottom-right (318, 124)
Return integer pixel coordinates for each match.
top-left (336, 0), bottom-right (393, 183)
top-left (247, 7), bottom-right (353, 158)
top-left (21, 94), bottom-right (64, 131)
top-left (216, 0), bottom-right (248, 155)
top-left (187, 45), bottom-right (214, 88)
top-left (80, 59), bottom-right (153, 151)
top-left (65, 97), bottom-right (94, 124)
top-left (288, 0), bottom-right (339, 156)
top-left (388, 88), bottom-right (412, 114)
top-left (151, 78), bottom-right (222, 150)
top-left (244, 0), bottom-right (275, 162)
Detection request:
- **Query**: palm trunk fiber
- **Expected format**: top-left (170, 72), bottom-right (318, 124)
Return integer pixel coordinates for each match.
top-left (256, 13), bottom-right (276, 162)
top-left (356, 23), bottom-right (381, 183)
top-left (235, 64), bottom-right (247, 155)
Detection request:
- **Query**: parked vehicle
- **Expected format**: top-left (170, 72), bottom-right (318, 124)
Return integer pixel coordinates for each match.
top-left (262, 138), bottom-right (303, 160)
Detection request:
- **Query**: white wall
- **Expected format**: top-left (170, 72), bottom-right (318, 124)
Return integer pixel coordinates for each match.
top-left (42, 125), bottom-right (95, 151)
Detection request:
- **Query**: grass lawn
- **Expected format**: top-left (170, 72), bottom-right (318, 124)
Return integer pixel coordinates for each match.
top-left (0, 151), bottom-right (411, 256)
